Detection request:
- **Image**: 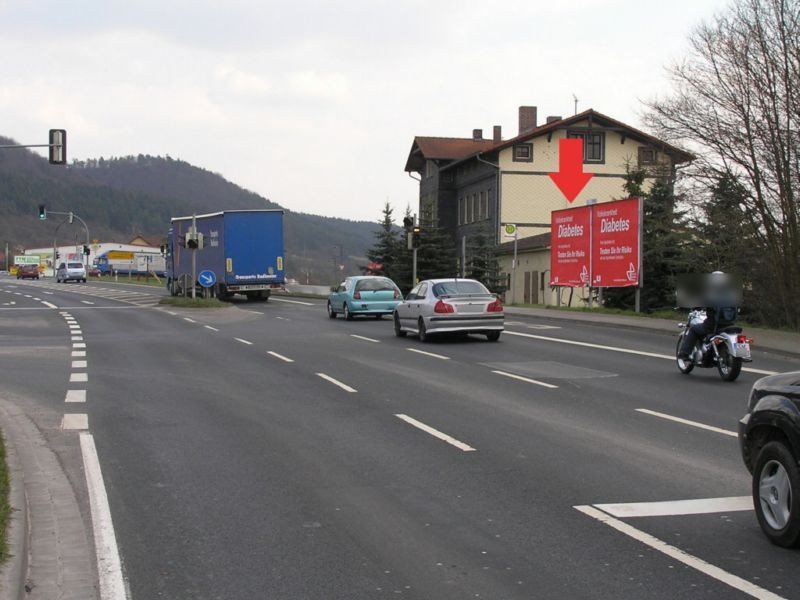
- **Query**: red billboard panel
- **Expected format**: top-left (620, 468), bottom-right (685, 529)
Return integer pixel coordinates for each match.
top-left (550, 205), bottom-right (591, 287)
top-left (591, 198), bottom-right (641, 287)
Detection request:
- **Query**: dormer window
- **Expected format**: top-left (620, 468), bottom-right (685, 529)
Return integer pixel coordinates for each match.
top-left (513, 143), bottom-right (533, 162)
top-left (638, 147), bottom-right (657, 166)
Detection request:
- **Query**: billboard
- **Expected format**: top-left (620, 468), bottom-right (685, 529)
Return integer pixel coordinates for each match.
top-left (550, 206), bottom-right (591, 287)
top-left (550, 198), bottom-right (642, 288)
top-left (591, 198), bottom-right (641, 287)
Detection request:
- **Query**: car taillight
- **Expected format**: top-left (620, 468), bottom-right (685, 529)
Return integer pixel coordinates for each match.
top-left (434, 300), bottom-right (454, 314)
top-left (354, 291), bottom-right (361, 299)
top-left (487, 298), bottom-right (503, 312)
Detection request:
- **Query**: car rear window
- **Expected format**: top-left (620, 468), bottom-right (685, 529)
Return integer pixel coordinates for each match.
top-left (355, 278), bottom-right (398, 292)
top-left (432, 281), bottom-right (490, 297)
top-left (67, 263), bottom-right (84, 268)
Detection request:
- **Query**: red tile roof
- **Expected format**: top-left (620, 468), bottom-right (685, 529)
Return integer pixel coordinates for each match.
top-left (405, 136), bottom-right (497, 172)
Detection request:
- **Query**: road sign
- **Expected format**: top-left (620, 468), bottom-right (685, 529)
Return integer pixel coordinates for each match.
top-left (198, 270), bottom-right (216, 288)
top-left (503, 223), bottom-right (517, 238)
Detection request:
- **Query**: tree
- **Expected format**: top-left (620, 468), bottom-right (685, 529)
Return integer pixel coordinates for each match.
top-left (365, 202), bottom-right (400, 280)
top-left (604, 168), bottom-right (693, 311)
top-left (465, 225), bottom-right (506, 294)
top-left (645, 0), bottom-right (800, 329)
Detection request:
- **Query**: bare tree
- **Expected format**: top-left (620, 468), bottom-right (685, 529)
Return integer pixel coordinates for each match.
top-left (645, 0), bottom-right (799, 329)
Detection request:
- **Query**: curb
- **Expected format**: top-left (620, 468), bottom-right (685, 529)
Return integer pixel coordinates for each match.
top-left (0, 425), bottom-right (28, 600)
top-left (505, 307), bottom-right (800, 359)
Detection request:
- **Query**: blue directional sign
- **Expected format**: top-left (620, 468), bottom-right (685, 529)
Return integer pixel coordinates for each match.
top-left (198, 270), bottom-right (217, 288)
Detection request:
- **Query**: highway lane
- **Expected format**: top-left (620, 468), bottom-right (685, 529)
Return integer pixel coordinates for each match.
top-left (2, 279), bottom-right (799, 599)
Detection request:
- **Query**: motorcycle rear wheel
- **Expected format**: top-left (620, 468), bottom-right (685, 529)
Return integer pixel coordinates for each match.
top-left (676, 337), bottom-right (694, 374)
top-left (717, 346), bottom-right (743, 382)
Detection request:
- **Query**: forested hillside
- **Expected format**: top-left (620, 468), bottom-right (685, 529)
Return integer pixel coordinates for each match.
top-left (0, 137), bottom-right (380, 283)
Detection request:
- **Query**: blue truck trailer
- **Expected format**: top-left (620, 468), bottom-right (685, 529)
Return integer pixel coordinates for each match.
top-left (167, 209), bottom-right (285, 301)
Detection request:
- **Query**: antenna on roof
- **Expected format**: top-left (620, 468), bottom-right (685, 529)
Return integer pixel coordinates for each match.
top-left (573, 94), bottom-right (579, 115)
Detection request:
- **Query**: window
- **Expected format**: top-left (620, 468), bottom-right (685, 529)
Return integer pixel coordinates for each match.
top-left (416, 283), bottom-right (428, 299)
top-left (567, 131), bottom-right (605, 163)
top-left (481, 191), bottom-right (488, 220)
top-left (425, 161), bottom-right (435, 178)
top-left (458, 197), bottom-right (464, 225)
top-left (467, 194), bottom-right (474, 223)
top-left (486, 188), bottom-right (492, 218)
top-left (513, 143), bottom-right (533, 162)
top-left (478, 191), bottom-right (484, 220)
top-left (638, 146), bottom-right (657, 166)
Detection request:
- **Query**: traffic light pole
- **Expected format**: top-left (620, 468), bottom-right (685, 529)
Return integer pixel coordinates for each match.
top-left (191, 215), bottom-right (197, 300)
top-left (46, 210), bottom-right (90, 266)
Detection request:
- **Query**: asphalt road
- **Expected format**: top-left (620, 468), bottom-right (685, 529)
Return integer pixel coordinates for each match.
top-left (2, 276), bottom-right (799, 599)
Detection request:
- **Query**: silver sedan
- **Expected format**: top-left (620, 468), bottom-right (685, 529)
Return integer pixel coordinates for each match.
top-left (393, 278), bottom-right (504, 342)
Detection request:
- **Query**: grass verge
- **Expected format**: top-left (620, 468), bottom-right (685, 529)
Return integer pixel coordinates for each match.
top-left (0, 431), bottom-right (10, 563)
top-left (158, 297), bottom-right (230, 308)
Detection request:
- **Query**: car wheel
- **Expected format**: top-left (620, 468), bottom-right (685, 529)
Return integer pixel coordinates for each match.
top-left (418, 317), bottom-right (429, 343)
top-left (327, 301), bottom-right (337, 319)
top-left (753, 441), bottom-right (800, 547)
top-left (717, 346), bottom-right (742, 381)
top-left (676, 337), bottom-right (694, 374)
top-left (486, 331), bottom-right (501, 342)
top-left (344, 303), bottom-right (353, 321)
top-left (393, 313), bottom-right (406, 337)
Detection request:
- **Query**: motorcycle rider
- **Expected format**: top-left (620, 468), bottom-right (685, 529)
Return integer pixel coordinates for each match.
top-left (677, 271), bottom-right (739, 360)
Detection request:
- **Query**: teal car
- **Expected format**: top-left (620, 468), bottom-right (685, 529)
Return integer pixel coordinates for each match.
top-left (327, 276), bottom-right (403, 320)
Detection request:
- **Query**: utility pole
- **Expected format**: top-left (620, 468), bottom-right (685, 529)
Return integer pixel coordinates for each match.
top-left (191, 215), bottom-right (197, 299)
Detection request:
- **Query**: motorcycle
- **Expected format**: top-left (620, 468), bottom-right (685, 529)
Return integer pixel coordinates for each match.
top-left (676, 309), bottom-right (753, 382)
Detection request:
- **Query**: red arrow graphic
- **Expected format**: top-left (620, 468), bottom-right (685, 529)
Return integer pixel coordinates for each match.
top-left (549, 138), bottom-right (594, 203)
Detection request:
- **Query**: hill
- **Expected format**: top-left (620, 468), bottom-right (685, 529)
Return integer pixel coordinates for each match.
top-left (0, 137), bottom-right (380, 283)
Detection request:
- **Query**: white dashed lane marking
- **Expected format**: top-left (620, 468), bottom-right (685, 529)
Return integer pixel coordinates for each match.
top-left (65, 390), bottom-right (87, 403)
top-left (350, 334), bottom-right (379, 343)
top-left (70, 373), bottom-right (89, 383)
top-left (204, 325), bottom-right (219, 331)
top-left (72, 360), bottom-right (88, 369)
top-left (61, 413), bottom-right (88, 430)
top-left (394, 414), bottom-right (476, 452)
top-left (235, 338), bottom-right (253, 346)
top-left (267, 351), bottom-right (294, 363)
top-left (316, 373), bottom-right (357, 393)
top-left (407, 348), bottom-right (449, 360)
top-left (491, 369), bottom-right (558, 389)
top-left (635, 408), bottom-right (737, 437)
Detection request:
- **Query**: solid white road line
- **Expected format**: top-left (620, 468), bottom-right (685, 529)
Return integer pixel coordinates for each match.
top-left (234, 337), bottom-right (253, 346)
top-left (80, 432), bottom-right (128, 600)
top-left (351, 334), bottom-right (380, 343)
top-left (267, 351), bottom-right (294, 363)
top-left (635, 408), bottom-right (737, 437)
top-left (70, 373), bottom-right (88, 383)
top-left (42, 301), bottom-right (58, 309)
top-left (61, 413), bottom-right (89, 430)
top-left (271, 298), bottom-right (315, 306)
top-left (204, 325), bottom-right (219, 331)
top-left (72, 351), bottom-right (86, 357)
top-left (407, 348), bottom-right (450, 360)
top-left (183, 317), bottom-right (196, 323)
top-left (491, 369), bottom-right (558, 389)
top-left (316, 373), bottom-right (357, 393)
top-left (394, 414), bottom-right (476, 452)
top-left (594, 496), bottom-right (752, 518)
top-left (72, 360), bottom-right (88, 369)
top-left (65, 390), bottom-right (87, 403)
top-left (504, 330), bottom-right (778, 376)
top-left (575, 505), bottom-right (785, 600)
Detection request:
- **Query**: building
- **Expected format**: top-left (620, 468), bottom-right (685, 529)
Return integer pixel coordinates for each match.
top-left (404, 106), bottom-right (694, 305)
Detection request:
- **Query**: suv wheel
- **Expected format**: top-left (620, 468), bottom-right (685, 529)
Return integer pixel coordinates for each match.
top-left (753, 440), bottom-right (800, 547)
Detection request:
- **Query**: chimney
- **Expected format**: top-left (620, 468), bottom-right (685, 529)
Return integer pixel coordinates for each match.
top-left (472, 128), bottom-right (483, 141)
top-left (518, 106), bottom-right (538, 134)
top-left (493, 125), bottom-right (502, 143)
top-left (546, 115), bottom-right (562, 124)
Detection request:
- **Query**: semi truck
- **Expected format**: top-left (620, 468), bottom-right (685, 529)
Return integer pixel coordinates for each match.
top-left (166, 209), bottom-right (285, 301)
top-left (94, 250), bottom-right (166, 276)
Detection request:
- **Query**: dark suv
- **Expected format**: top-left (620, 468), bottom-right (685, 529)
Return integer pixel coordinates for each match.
top-left (16, 264), bottom-right (40, 280)
top-left (739, 371), bottom-right (800, 547)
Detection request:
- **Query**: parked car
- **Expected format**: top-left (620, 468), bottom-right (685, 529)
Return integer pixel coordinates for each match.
top-left (16, 264), bottom-right (40, 280)
top-left (87, 266), bottom-right (101, 278)
top-left (393, 278), bottom-right (504, 342)
top-left (739, 370), bottom-right (800, 547)
top-left (327, 276), bottom-right (402, 320)
top-left (56, 262), bottom-right (87, 283)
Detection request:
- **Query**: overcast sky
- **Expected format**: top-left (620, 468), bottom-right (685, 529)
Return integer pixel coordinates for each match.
top-left (1, 0), bottom-right (728, 223)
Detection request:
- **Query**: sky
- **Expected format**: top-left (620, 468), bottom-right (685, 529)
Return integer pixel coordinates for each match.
top-left (0, 0), bottom-right (729, 223)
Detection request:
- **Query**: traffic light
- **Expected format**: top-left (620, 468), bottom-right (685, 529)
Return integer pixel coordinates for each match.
top-left (403, 216), bottom-right (414, 231)
top-left (410, 226), bottom-right (421, 249)
top-left (83, 245), bottom-right (90, 256)
top-left (186, 235), bottom-right (199, 249)
top-left (38, 205), bottom-right (46, 220)
top-left (48, 129), bottom-right (67, 165)
top-left (55, 252), bottom-right (60, 260)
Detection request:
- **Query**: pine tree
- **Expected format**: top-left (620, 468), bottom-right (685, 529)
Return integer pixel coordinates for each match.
top-left (466, 225), bottom-right (506, 293)
top-left (415, 221), bottom-right (457, 282)
top-left (365, 202), bottom-right (400, 280)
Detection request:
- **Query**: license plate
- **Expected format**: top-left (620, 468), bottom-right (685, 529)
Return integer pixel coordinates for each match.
top-left (734, 342), bottom-right (751, 358)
